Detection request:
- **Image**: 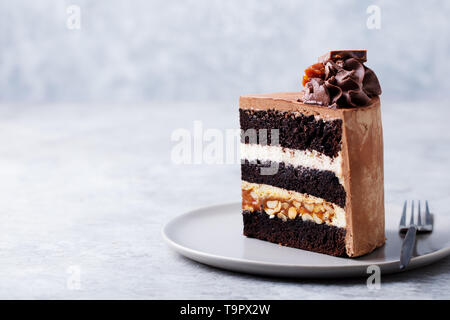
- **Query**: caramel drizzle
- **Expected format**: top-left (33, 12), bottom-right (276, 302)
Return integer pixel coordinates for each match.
top-left (302, 62), bottom-right (325, 86)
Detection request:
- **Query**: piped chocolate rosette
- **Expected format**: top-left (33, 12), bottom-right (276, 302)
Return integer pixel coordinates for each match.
top-left (301, 50), bottom-right (381, 108)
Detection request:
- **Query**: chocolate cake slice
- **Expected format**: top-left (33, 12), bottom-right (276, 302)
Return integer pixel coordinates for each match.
top-left (239, 50), bottom-right (385, 257)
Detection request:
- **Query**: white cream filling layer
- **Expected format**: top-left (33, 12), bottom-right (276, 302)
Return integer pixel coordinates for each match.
top-left (240, 143), bottom-right (344, 184)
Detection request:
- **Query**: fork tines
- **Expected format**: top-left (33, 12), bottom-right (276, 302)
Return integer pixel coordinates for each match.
top-left (399, 200), bottom-right (433, 233)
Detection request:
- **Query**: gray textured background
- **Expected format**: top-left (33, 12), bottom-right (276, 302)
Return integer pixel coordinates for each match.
top-left (1, 0), bottom-right (450, 103)
top-left (1, 101), bottom-right (449, 299)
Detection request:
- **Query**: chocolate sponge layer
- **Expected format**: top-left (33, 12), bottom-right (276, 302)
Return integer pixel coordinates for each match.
top-left (241, 160), bottom-right (346, 208)
top-left (239, 108), bottom-right (342, 158)
top-left (243, 210), bottom-right (347, 257)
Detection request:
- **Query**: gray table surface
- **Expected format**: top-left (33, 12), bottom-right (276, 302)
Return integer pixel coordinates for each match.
top-left (0, 101), bottom-right (449, 299)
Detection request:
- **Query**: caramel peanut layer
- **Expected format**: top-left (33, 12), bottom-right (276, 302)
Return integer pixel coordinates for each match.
top-left (241, 181), bottom-right (346, 228)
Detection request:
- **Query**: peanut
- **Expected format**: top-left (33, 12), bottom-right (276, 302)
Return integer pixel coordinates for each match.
top-left (288, 207), bottom-right (298, 219)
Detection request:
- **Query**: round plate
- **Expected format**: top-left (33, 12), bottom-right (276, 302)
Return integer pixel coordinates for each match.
top-left (162, 202), bottom-right (450, 278)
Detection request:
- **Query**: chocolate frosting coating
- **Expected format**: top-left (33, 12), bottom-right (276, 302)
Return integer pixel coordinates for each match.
top-left (302, 51), bottom-right (381, 109)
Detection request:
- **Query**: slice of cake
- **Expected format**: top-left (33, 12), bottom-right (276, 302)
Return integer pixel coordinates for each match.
top-left (239, 50), bottom-right (384, 257)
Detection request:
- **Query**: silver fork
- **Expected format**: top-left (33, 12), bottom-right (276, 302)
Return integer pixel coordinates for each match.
top-left (399, 200), bottom-right (433, 270)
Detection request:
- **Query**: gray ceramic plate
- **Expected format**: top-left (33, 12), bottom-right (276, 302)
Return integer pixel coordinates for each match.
top-left (162, 202), bottom-right (450, 278)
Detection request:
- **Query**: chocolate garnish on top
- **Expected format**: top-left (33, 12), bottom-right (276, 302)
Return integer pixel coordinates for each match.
top-left (301, 50), bottom-right (381, 109)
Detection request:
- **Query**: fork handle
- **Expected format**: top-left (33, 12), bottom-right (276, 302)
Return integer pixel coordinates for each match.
top-left (400, 225), bottom-right (417, 270)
